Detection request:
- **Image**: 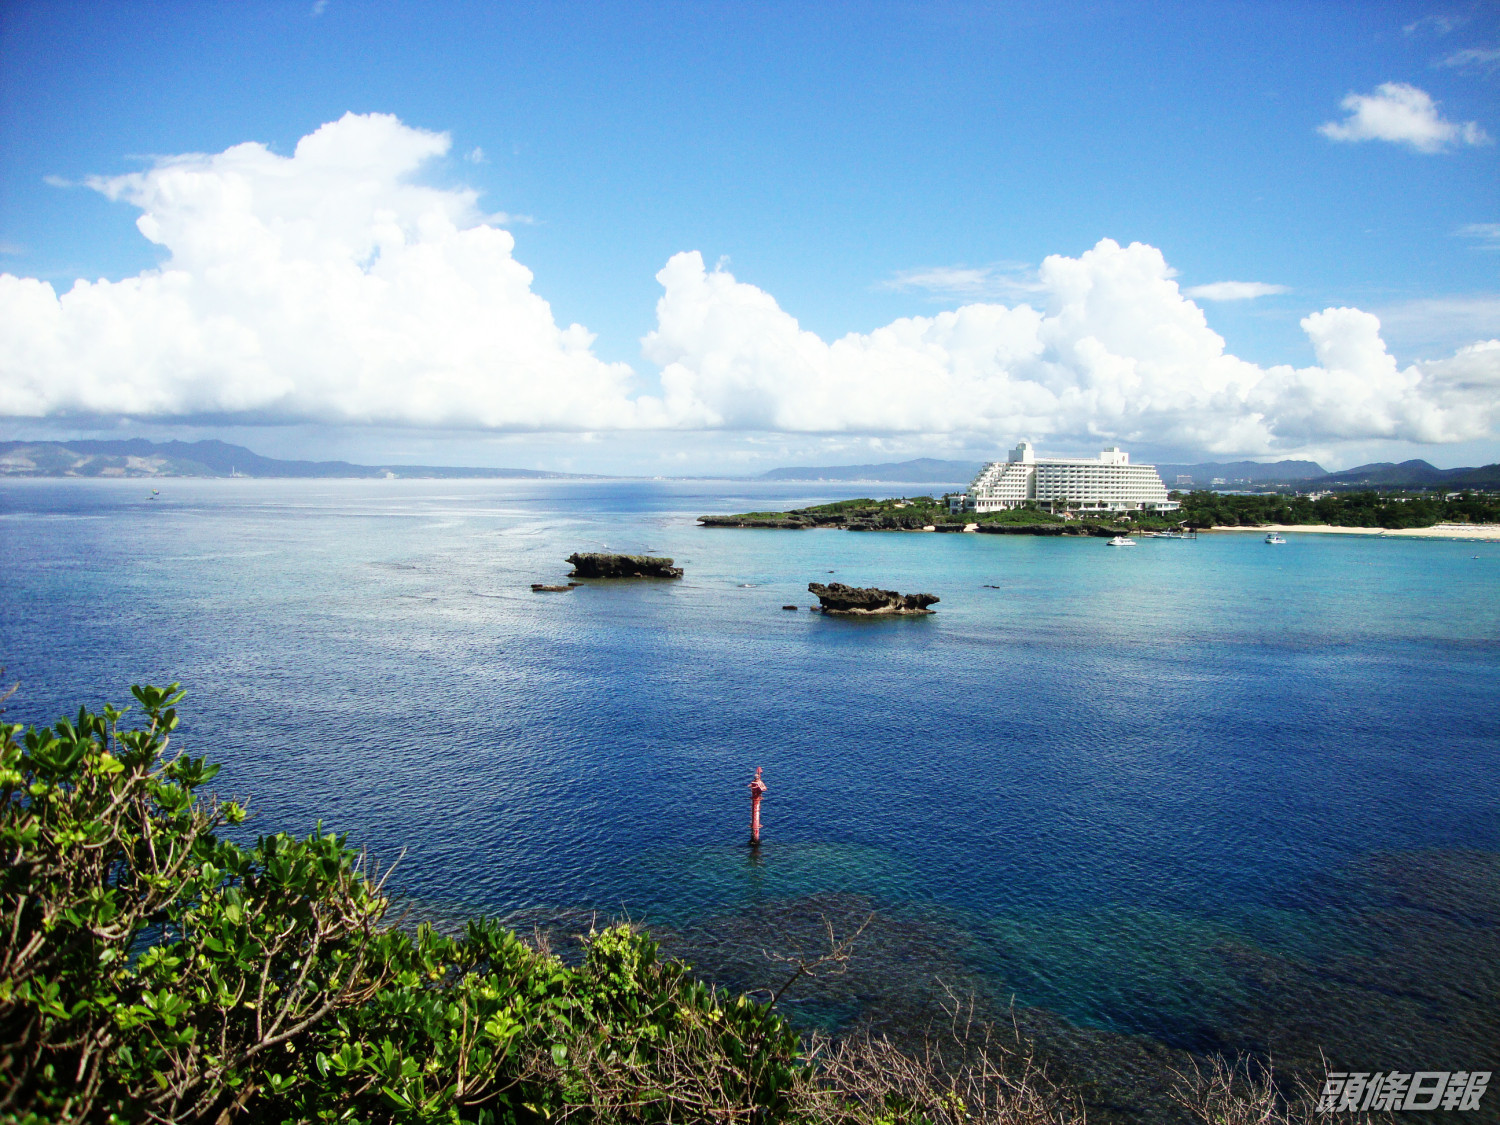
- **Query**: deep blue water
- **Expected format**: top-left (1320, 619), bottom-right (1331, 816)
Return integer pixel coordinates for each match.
top-left (3, 478), bottom-right (1498, 1091)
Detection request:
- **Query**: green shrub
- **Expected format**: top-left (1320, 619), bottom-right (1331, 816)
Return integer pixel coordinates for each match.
top-left (1175, 488), bottom-right (1500, 529)
top-left (0, 688), bottom-right (807, 1124)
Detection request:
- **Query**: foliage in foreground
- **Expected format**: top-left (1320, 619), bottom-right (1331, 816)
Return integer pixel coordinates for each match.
top-left (1, 686), bottom-right (1338, 1125)
top-left (1, 686), bottom-right (815, 1124)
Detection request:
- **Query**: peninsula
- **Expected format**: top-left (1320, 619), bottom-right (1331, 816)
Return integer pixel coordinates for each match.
top-left (705, 441), bottom-right (1180, 533)
top-left (702, 488), bottom-right (1500, 537)
top-left (700, 496), bottom-right (1135, 536)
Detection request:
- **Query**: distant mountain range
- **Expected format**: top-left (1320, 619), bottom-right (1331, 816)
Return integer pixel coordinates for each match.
top-left (759, 457), bottom-right (1332, 485)
top-left (758, 455), bottom-right (1499, 490)
top-left (1303, 459), bottom-right (1500, 489)
top-left (1155, 460), bottom-right (1326, 485)
top-left (1160, 458), bottom-right (1500, 489)
top-left (5, 440), bottom-right (1496, 490)
top-left (0, 439), bottom-right (585, 480)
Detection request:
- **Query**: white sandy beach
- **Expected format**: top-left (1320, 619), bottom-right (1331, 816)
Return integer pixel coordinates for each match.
top-left (1210, 523), bottom-right (1500, 541)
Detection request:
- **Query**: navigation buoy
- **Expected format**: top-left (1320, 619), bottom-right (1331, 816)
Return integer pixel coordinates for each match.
top-left (748, 766), bottom-right (767, 847)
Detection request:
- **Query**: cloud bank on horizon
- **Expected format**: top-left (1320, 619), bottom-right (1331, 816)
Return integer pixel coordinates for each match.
top-left (2, 113), bottom-right (1497, 457)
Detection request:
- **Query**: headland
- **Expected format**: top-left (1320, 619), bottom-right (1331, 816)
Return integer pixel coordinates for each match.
top-left (702, 491), bottom-right (1500, 539)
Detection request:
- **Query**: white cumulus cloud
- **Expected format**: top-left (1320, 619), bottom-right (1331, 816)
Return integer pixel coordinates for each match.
top-left (1319, 82), bottom-right (1490, 152)
top-left (1183, 281), bottom-right (1290, 301)
top-left (2, 114), bottom-right (1498, 457)
top-left (643, 240), bottom-right (1500, 452)
top-left (0, 113), bottom-right (650, 430)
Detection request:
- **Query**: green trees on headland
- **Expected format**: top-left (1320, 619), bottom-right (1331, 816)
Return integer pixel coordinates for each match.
top-left (700, 497), bottom-right (1080, 532)
top-left (1175, 489), bottom-right (1500, 529)
top-left (704, 490), bottom-right (1500, 534)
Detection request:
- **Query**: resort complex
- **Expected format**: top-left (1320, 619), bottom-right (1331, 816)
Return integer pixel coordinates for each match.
top-left (949, 442), bottom-right (1179, 515)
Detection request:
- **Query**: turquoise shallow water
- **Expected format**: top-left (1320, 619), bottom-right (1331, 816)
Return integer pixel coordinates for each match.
top-left (3, 478), bottom-right (1498, 1100)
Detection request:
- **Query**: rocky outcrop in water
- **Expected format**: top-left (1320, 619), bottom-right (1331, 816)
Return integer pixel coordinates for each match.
top-left (808, 582), bottom-right (938, 615)
top-left (566, 553), bottom-right (684, 579)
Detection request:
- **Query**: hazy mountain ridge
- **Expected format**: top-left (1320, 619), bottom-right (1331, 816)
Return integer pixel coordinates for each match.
top-left (1155, 460), bottom-right (1326, 484)
top-left (1306, 459), bottom-right (1500, 488)
top-left (759, 457), bottom-right (1332, 485)
top-left (4, 441), bottom-right (1495, 488)
top-left (0, 439), bottom-right (584, 480)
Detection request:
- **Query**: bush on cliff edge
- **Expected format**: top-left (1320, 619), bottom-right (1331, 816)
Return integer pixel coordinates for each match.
top-left (0, 686), bottom-right (810, 1124)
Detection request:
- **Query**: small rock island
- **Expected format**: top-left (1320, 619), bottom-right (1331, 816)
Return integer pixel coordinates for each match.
top-left (808, 582), bottom-right (939, 615)
top-left (566, 552), bottom-right (684, 579)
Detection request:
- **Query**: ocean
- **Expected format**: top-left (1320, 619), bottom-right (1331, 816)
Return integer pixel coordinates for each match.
top-left (3, 478), bottom-right (1497, 1119)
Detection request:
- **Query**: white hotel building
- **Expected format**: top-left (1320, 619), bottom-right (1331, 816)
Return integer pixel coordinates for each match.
top-left (949, 442), bottom-right (1179, 515)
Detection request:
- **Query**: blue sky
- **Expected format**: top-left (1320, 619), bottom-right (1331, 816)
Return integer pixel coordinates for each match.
top-left (1, 0), bottom-right (1497, 473)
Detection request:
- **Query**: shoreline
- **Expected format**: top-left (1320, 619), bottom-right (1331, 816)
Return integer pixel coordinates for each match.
top-left (1209, 523), bottom-right (1500, 541)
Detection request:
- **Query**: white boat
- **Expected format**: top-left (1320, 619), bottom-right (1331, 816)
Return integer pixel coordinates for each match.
top-left (1107, 535), bottom-right (1136, 547)
top-left (1264, 532), bottom-right (1287, 545)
